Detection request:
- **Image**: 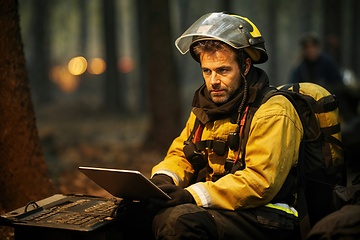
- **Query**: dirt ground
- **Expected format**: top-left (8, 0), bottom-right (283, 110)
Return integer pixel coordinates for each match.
top-left (1, 102), bottom-right (167, 239)
top-left (34, 102), bottom-right (166, 198)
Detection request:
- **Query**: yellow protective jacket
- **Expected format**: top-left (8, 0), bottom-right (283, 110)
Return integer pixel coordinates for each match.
top-left (152, 93), bottom-right (303, 211)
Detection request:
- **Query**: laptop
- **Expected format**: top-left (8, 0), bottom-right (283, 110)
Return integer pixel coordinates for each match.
top-left (0, 193), bottom-right (119, 232)
top-left (0, 167), bottom-right (170, 233)
top-left (78, 166), bottom-right (171, 201)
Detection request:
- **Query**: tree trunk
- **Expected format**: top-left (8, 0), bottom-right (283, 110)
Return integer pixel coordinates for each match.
top-left (135, 0), bottom-right (149, 114)
top-left (323, 0), bottom-right (342, 65)
top-left (101, 0), bottom-right (126, 113)
top-left (266, 0), bottom-right (278, 84)
top-left (27, 0), bottom-right (53, 105)
top-left (0, 0), bottom-right (54, 214)
top-left (144, 0), bottom-right (182, 152)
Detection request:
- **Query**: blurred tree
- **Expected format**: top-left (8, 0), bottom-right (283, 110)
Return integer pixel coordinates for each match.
top-left (141, 0), bottom-right (182, 152)
top-left (265, 0), bottom-right (278, 83)
top-left (217, 0), bottom-right (231, 11)
top-left (27, 0), bottom-right (53, 105)
top-left (79, 0), bottom-right (88, 56)
top-left (135, 0), bottom-right (148, 114)
top-left (323, 0), bottom-right (342, 66)
top-left (101, 0), bottom-right (127, 113)
top-left (355, 0), bottom-right (360, 76)
top-left (0, 0), bottom-right (54, 215)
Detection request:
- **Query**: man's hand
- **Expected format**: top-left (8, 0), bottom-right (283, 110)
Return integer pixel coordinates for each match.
top-left (162, 184), bottom-right (195, 206)
top-left (152, 184), bottom-right (195, 207)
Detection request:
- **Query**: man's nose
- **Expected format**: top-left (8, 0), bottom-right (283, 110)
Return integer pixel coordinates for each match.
top-left (210, 72), bottom-right (220, 85)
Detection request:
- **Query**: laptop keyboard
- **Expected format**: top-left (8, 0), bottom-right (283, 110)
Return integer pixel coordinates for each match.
top-left (14, 196), bottom-right (118, 231)
top-left (36, 212), bottom-right (110, 227)
top-left (85, 200), bottom-right (117, 214)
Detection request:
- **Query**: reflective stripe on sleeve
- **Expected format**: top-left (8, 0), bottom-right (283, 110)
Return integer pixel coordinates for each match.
top-left (265, 203), bottom-right (298, 217)
top-left (187, 183), bottom-right (213, 207)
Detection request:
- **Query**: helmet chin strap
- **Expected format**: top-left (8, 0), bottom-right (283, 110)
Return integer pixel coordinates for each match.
top-left (227, 64), bottom-right (248, 151)
top-left (233, 48), bottom-right (249, 132)
top-left (236, 78), bottom-right (247, 119)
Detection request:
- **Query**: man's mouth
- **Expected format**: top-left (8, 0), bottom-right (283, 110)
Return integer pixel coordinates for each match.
top-left (212, 89), bottom-right (221, 92)
top-left (211, 89), bottom-right (225, 94)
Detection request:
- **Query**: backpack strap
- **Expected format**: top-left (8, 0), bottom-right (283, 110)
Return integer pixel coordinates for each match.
top-left (314, 95), bottom-right (339, 113)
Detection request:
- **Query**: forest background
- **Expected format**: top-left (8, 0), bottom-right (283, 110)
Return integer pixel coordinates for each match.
top-left (1, 0), bottom-right (360, 238)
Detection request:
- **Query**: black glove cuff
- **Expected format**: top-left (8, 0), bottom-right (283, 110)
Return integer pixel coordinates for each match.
top-left (151, 174), bottom-right (174, 186)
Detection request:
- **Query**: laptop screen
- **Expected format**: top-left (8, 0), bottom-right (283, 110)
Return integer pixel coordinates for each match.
top-left (78, 166), bottom-right (171, 201)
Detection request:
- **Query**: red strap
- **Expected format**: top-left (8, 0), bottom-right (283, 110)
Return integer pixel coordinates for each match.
top-left (239, 106), bottom-right (249, 138)
top-left (193, 123), bottom-right (204, 143)
top-left (235, 106), bottom-right (249, 162)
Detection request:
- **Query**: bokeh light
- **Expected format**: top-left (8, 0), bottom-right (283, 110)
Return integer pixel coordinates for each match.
top-left (68, 56), bottom-right (87, 75)
top-left (88, 57), bottom-right (106, 75)
top-left (118, 56), bottom-right (134, 73)
top-left (50, 65), bottom-right (79, 93)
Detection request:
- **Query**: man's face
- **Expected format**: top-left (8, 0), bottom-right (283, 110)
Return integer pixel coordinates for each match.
top-left (303, 43), bottom-right (320, 62)
top-left (199, 48), bottom-right (242, 104)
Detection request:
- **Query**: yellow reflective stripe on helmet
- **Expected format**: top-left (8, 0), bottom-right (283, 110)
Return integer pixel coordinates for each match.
top-left (244, 48), bottom-right (261, 62)
top-left (265, 203), bottom-right (298, 217)
top-left (230, 15), bottom-right (262, 38)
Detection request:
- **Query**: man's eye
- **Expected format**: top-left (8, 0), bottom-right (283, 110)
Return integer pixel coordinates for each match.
top-left (202, 69), bottom-right (211, 75)
top-left (218, 68), bottom-right (229, 74)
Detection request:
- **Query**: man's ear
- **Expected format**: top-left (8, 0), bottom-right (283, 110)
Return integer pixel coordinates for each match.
top-left (244, 58), bottom-right (251, 76)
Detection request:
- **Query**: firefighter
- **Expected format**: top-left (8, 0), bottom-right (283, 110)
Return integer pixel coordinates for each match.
top-left (122, 12), bottom-right (302, 240)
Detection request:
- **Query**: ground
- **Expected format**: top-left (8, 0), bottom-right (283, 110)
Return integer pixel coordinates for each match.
top-left (0, 102), bottom-right (166, 240)
top-left (35, 102), bottom-right (166, 198)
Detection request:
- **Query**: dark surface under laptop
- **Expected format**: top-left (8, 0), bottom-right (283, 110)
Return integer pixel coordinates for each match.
top-left (0, 194), bottom-right (119, 232)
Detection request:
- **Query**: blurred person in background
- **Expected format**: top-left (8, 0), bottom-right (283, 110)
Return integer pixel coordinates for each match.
top-left (289, 33), bottom-right (343, 92)
top-left (289, 32), bottom-right (357, 125)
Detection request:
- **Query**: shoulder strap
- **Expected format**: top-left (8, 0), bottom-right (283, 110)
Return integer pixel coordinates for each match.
top-left (186, 117), bottom-right (201, 143)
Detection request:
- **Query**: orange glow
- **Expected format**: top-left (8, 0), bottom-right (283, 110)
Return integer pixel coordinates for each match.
top-left (88, 58), bottom-right (106, 75)
top-left (68, 56), bottom-right (87, 75)
top-left (50, 65), bottom-right (79, 93)
top-left (118, 56), bottom-right (134, 73)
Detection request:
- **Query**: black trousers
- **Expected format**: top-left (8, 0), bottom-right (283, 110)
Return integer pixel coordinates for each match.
top-left (118, 202), bottom-right (300, 240)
